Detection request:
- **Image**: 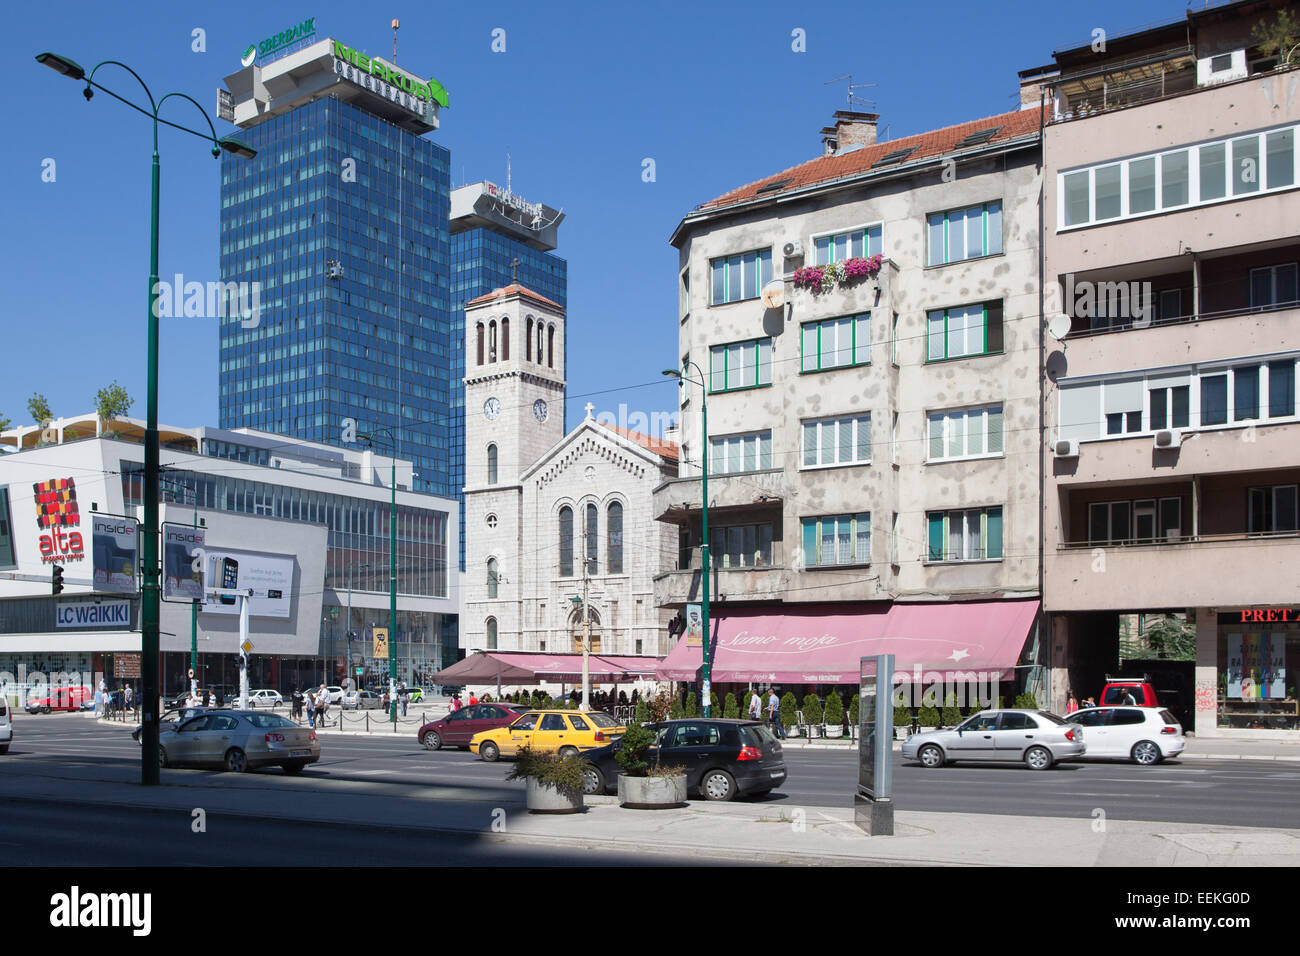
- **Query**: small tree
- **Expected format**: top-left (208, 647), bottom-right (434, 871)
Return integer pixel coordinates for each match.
top-left (802, 693), bottom-right (823, 726)
top-left (848, 694), bottom-right (860, 726)
top-left (668, 697), bottom-right (685, 720)
top-left (633, 698), bottom-right (649, 725)
top-left (780, 692), bottom-right (797, 730)
top-left (94, 381), bottom-right (134, 427)
top-left (646, 689), bottom-right (674, 722)
top-left (685, 692), bottom-right (698, 718)
top-left (0, 412), bottom-right (11, 432)
top-left (893, 703), bottom-right (911, 730)
top-left (722, 692), bottom-right (739, 720)
top-left (941, 691), bottom-right (962, 728)
top-left (917, 703), bottom-right (941, 728)
top-left (1014, 692), bottom-right (1039, 710)
top-left (1252, 9), bottom-right (1300, 65)
top-left (27, 393), bottom-right (52, 429)
top-left (824, 690), bottom-right (844, 729)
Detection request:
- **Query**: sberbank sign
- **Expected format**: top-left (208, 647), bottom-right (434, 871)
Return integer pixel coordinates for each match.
top-left (333, 41), bottom-right (450, 108)
top-left (241, 17), bottom-right (316, 67)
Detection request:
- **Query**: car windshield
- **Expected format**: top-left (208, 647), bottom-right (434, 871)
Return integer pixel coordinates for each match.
top-left (586, 712), bottom-right (619, 728)
top-left (246, 713), bottom-right (295, 729)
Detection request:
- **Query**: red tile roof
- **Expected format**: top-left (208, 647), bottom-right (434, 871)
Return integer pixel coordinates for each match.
top-left (599, 423), bottom-right (680, 462)
top-left (696, 108), bottom-right (1041, 212)
top-left (466, 283), bottom-right (563, 311)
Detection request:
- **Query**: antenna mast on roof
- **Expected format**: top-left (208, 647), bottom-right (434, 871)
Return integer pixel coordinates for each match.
top-left (824, 74), bottom-right (877, 111)
top-left (506, 150), bottom-right (512, 193)
top-left (392, 19), bottom-right (399, 63)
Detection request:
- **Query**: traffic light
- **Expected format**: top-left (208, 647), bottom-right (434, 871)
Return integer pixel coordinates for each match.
top-left (51, 564), bottom-right (64, 595)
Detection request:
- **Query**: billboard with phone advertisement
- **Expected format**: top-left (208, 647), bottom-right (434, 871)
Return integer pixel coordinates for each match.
top-left (200, 548), bottom-right (294, 619)
top-left (162, 523), bottom-right (205, 603)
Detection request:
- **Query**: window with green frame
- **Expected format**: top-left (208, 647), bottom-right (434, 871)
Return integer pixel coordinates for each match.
top-left (926, 201), bottom-right (1003, 266)
top-left (813, 225), bottom-right (883, 265)
top-left (709, 248), bottom-right (773, 305)
top-left (926, 506), bottom-right (1003, 562)
top-left (800, 314), bottom-right (870, 372)
top-left (801, 513), bottom-right (870, 566)
top-left (709, 338), bottom-right (773, 392)
top-left (926, 301), bottom-right (1003, 361)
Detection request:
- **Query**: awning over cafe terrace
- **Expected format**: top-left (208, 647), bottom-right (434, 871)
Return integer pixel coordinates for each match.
top-left (655, 600), bottom-right (1040, 685)
top-left (432, 651), bottom-right (662, 686)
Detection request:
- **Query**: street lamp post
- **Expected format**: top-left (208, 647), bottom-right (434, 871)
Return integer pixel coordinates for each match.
top-left (38, 51), bottom-right (255, 785)
top-left (663, 363), bottom-right (711, 717)
top-left (346, 562), bottom-right (369, 691)
top-left (360, 430), bottom-right (399, 724)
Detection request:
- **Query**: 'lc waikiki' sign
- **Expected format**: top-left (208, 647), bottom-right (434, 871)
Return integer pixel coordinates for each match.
top-left (332, 41), bottom-right (450, 109)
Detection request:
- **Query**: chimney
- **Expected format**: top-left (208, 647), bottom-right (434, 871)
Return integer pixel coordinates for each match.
top-left (1017, 64), bottom-right (1059, 111)
top-left (821, 110), bottom-right (879, 155)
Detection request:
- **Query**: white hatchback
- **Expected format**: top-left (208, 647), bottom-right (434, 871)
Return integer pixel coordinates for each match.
top-left (0, 694), bottom-right (12, 753)
top-left (1063, 706), bottom-right (1184, 765)
top-left (247, 689), bottom-right (284, 708)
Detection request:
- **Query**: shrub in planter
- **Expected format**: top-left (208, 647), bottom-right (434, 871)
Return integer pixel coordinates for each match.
top-left (824, 691), bottom-right (844, 735)
top-left (668, 698), bottom-right (685, 720)
top-left (616, 723), bottom-right (687, 808)
top-left (685, 692), bottom-right (699, 718)
top-left (646, 689), bottom-right (674, 722)
top-left (917, 705), bottom-right (941, 728)
top-left (1015, 692), bottom-right (1039, 710)
top-left (848, 695), bottom-right (860, 726)
top-left (633, 698), bottom-right (649, 725)
top-left (723, 692), bottom-right (739, 720)
top-left (941, 692), bottom-right (962, 729)
top-left (780, 692), bottom-right (798, 734)
top-left (893, 704), bottom-right (910, 729)
top-left (802, 693), bottom-right (823, 734)
top-left (506, 747), bottom-right (588, 814)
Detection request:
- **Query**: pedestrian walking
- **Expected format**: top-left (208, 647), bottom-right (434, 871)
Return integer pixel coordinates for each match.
top-left (767, 688), bottom-right (785, 740)
top-left (448, 694), bottom-right (461, 712)
top-left (317, 685), bottom-right (330, 728)
top-left (292, 687), bottom-right (303, 721)
top-left (400, 690), bottom-right (409, 717)
top-left (1066, 690), bottom-right (1079, 714)
top-left (468, 691), bottom-right (479, 706)
top-left (748, 688), bottom-right (762, 720)
top-left (306, 690), bottom-right (316, 728)
top-left (124, 685), bottom-right (134, 718)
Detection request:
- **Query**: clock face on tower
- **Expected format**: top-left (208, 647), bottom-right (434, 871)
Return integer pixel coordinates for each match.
top-left (533, 399), bottom-right (548, 422)
top-left (483, 397), bottom-right (501, 420)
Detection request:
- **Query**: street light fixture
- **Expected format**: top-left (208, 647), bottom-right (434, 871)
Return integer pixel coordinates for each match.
top-left (359, 429), bottom-right (399, 725)
top-left (39, 50), bottom-right (255, 786)
top-left (663, 364), bottom-right (712, 717)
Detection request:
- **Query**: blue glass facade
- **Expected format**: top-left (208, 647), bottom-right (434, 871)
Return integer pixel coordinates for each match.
top-left (218, 96), bottom-right (455, 501)
top-left (449, 228), bottom-right (567, 567)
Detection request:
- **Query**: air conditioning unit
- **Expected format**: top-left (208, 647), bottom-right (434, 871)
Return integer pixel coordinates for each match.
top-left (1154, 429), bottom-right (1182, 450)
top-left (1053, 439), bottom-right (1079, 459)
top-left (782, 239), bottom-right (804, 259)
top-left (326, 261), bottom-right (345, 279)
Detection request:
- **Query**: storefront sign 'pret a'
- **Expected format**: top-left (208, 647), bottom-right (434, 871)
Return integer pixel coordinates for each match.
top-left (331, 41), bottom-right (449, 107)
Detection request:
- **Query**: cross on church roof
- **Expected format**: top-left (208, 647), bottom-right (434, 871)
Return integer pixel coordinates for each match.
top-left (510, 257), bottom-right (520, 283)
top-left (584, 402), bottom-right (595, 419)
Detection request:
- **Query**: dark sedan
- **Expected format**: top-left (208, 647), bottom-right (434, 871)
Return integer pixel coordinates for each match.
top-left (579, 719), bottom-right (786, 801)
top-left (417, 702), bottom-right (530, 750)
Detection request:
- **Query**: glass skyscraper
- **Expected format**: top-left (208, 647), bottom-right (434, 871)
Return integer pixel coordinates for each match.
top-left (218, 41), bottom-right (455, 501)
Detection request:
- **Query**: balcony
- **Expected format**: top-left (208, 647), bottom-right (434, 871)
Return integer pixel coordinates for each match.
top-left (653, 469), bottom-right (786, 524)
top-left (1047, 532), bottom-right (1300, 611)
top-left (654, 565), bottom-right (787, 608)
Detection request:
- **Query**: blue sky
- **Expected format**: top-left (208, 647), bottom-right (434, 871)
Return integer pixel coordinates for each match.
top-left (2, 0), bottom-right (1181, 437)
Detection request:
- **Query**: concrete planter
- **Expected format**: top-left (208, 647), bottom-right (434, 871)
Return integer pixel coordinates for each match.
top-left (824, 726), bottom-right (844, 738)
top-left (524, 777), bottom-right (583, 814)
top-left (617, 773), bottom-right (687, 809)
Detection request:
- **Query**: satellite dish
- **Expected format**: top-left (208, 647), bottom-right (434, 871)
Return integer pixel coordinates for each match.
top-left (1047, 313), bottom-right (1072, 341)
top-left (761, 279), bottom-right (785, 309)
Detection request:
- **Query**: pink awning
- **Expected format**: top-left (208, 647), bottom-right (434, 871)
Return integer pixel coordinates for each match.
top-left (434, 652), bottom-right (662, 685)
top-left (655, 600), bottom-right (1039, 684)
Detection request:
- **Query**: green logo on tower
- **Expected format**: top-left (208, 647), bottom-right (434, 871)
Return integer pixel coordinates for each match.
top-left (240, 45), bottom-right (257, 67)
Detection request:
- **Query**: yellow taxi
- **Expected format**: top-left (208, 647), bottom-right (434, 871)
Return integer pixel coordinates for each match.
top-left (470, 709), bottom-right (625, 761)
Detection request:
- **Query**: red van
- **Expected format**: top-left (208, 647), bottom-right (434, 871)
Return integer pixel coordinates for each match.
top-left (1100, 676), bottom-right (1159, 708)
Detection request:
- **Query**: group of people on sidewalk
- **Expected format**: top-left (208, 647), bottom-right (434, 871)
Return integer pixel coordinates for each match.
top-left (94, 679), bottom-right (136, 720)
top-left (289, 686), bottom-right (334, 728)
top-left (745, 688), bottom-right (786, 740)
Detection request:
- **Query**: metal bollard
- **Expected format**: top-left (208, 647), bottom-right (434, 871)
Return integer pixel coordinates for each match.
top-left (366, 713), bottom-right (369, 733)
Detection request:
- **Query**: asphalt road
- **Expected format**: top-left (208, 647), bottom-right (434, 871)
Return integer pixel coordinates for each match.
top-left (9, 715), bottom-right (1300, 830)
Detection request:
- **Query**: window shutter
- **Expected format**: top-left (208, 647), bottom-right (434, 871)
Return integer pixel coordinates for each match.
top-left (985, 507), bottom-right (1003, 559)
top-left (987, 407), bottom-right (1004, 454)
top-left (927, 513), bottom-right (944, 561)
top-left (927, 311), bottom-right (946, 360)
top-left (928, 415), bottom-right (944, 460)
top-left (802, 519), bottom-right (818, 567)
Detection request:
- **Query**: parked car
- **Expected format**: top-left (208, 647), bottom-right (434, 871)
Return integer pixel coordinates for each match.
top-left (1099, 675), bottom-right (1159, 708)
top-left (25, 686), bottom-right (92, 714)
top-left (470, 709), bottom-right (626, 761)
top-left (158, 710), bottom-right (320, 773)
top-left (133, 706), bottom-right (214, 744)
top-left (1, 695), bottom-right (12, 753)
top-left (396, 686), bottom-right (424, 703)
top-left (418, 702), bottom-right (529, 750)
top-left (580, 718), bottom-right (787, 802)
top-left (1064, 706), bottom-right (1184, 765)
top-left (902, 709), bottom-right (1086, 770)
top-left (342, 690), bottom-right (383, 710)
top-left (246, 689), bottom-right (284, 708)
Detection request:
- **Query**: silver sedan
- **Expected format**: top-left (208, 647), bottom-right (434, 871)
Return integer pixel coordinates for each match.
top-left (158, 710), bottom-right (320, 774)
top-left (901, 709), bottom-right (1085, 771)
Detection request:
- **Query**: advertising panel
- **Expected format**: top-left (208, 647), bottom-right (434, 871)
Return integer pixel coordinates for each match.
top-left (91, 514), bottom-right (139, 595)
top-left (1228, 633), bottom-right (1287, 700)
top-left (56, 598), bottom-right (132, 629)
top-left (684, 603), bottom-right (703, 646)
top-left (199, 549), bottom-right (294, 619)
top-left (162, 523), bottom-right (205, 603)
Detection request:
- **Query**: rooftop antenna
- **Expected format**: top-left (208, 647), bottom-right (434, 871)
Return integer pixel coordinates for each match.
top-left (506, 150), bottom-right (512, 193)
top-left (824, 73), bottom-right (877, 111)
top-left (392, 18), bottom-right (399, 63)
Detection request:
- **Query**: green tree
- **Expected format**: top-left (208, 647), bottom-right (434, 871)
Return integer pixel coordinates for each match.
top-left (722, 692), bottom-right (739, 719)
top-left (824, 690), bottom-right (844, 728)
top-left (0, 412), bottom-right (11, 432)
top-left (941, 691), bottom-right (962, 728)
top-left (1142, 615), bottom-right (1196, 661)
top-left (780, 692), bottom-right (797, 730)
top-left (1014, 692), bottom-right (1039, 710)
top-left (1253, 9), bottom-right (1300, 63)
top-left (917, 704), bottom-right (941, 727)
top-left (848, 695), bottom-right (860, 726)
top-left (801, 693), bottom-right (823, 726)
top-left (94, 381), bottom-right (134, 426)
top-left (893, 704), bottom-right (911, 730)
top-left (27, 393), bottom-right (52, 428)
top-left (669, 696), bottom-right (685, 720)
top-left (685, 692), bottom-right (698, 718)
top-left (633, 698), bottom-right (649, 725)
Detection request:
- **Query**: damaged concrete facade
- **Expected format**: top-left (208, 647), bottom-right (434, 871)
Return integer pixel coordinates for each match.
top-left (659, 111), bottom-right (1044, 632)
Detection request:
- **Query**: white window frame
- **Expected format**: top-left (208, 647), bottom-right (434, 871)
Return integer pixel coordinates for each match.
top-left (1056, 122), bottom-right (1299, 231)
top-left (709, 248), bottom-right (774, 306)
top-left (709, 431), bottom-right (774, 475)
top-left (800, 314), bottom-right (871, 372)
top-left (811, 222), bottom-right (883, 265)
top-left (926, 404), bottom-right (1004, 462)
top-left (800, 414), bottom-right (872, 470)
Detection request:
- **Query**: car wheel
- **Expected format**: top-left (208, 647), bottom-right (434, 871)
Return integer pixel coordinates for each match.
top-left (558, 746), bottom-right (579, 758)
top-left (1131, 740), bottom-right (1161, 766)
top-left (41, 705), bottom-right (51, 715)
top-left (422, 731), bottom-right (442, 751)
top-left (158, 745), bottom-right (168, 768)
top-left (918, 744), bottom-right (945, 768)
top-left (1024, 746), bottom-right (1054, 771)
top-left (479, 741), bottom-right (500, 762)
top-left (282, 761), bottom-right (307, 775)
top-left (225, 748), bottom-right (249, 773)
top-left (580, 766), bottom-right (605, 795)
top-left (701, 768), bottom-right (736, 801)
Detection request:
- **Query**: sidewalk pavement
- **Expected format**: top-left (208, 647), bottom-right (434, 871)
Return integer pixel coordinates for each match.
top-left (4, 740), bottom-right (1299, 866)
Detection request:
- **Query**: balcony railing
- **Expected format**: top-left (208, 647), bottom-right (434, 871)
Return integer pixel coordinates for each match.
top-left (1059, 529), bottom-right (1299, 550)
top-left (1066, 298), bottom-right (1300, 340)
